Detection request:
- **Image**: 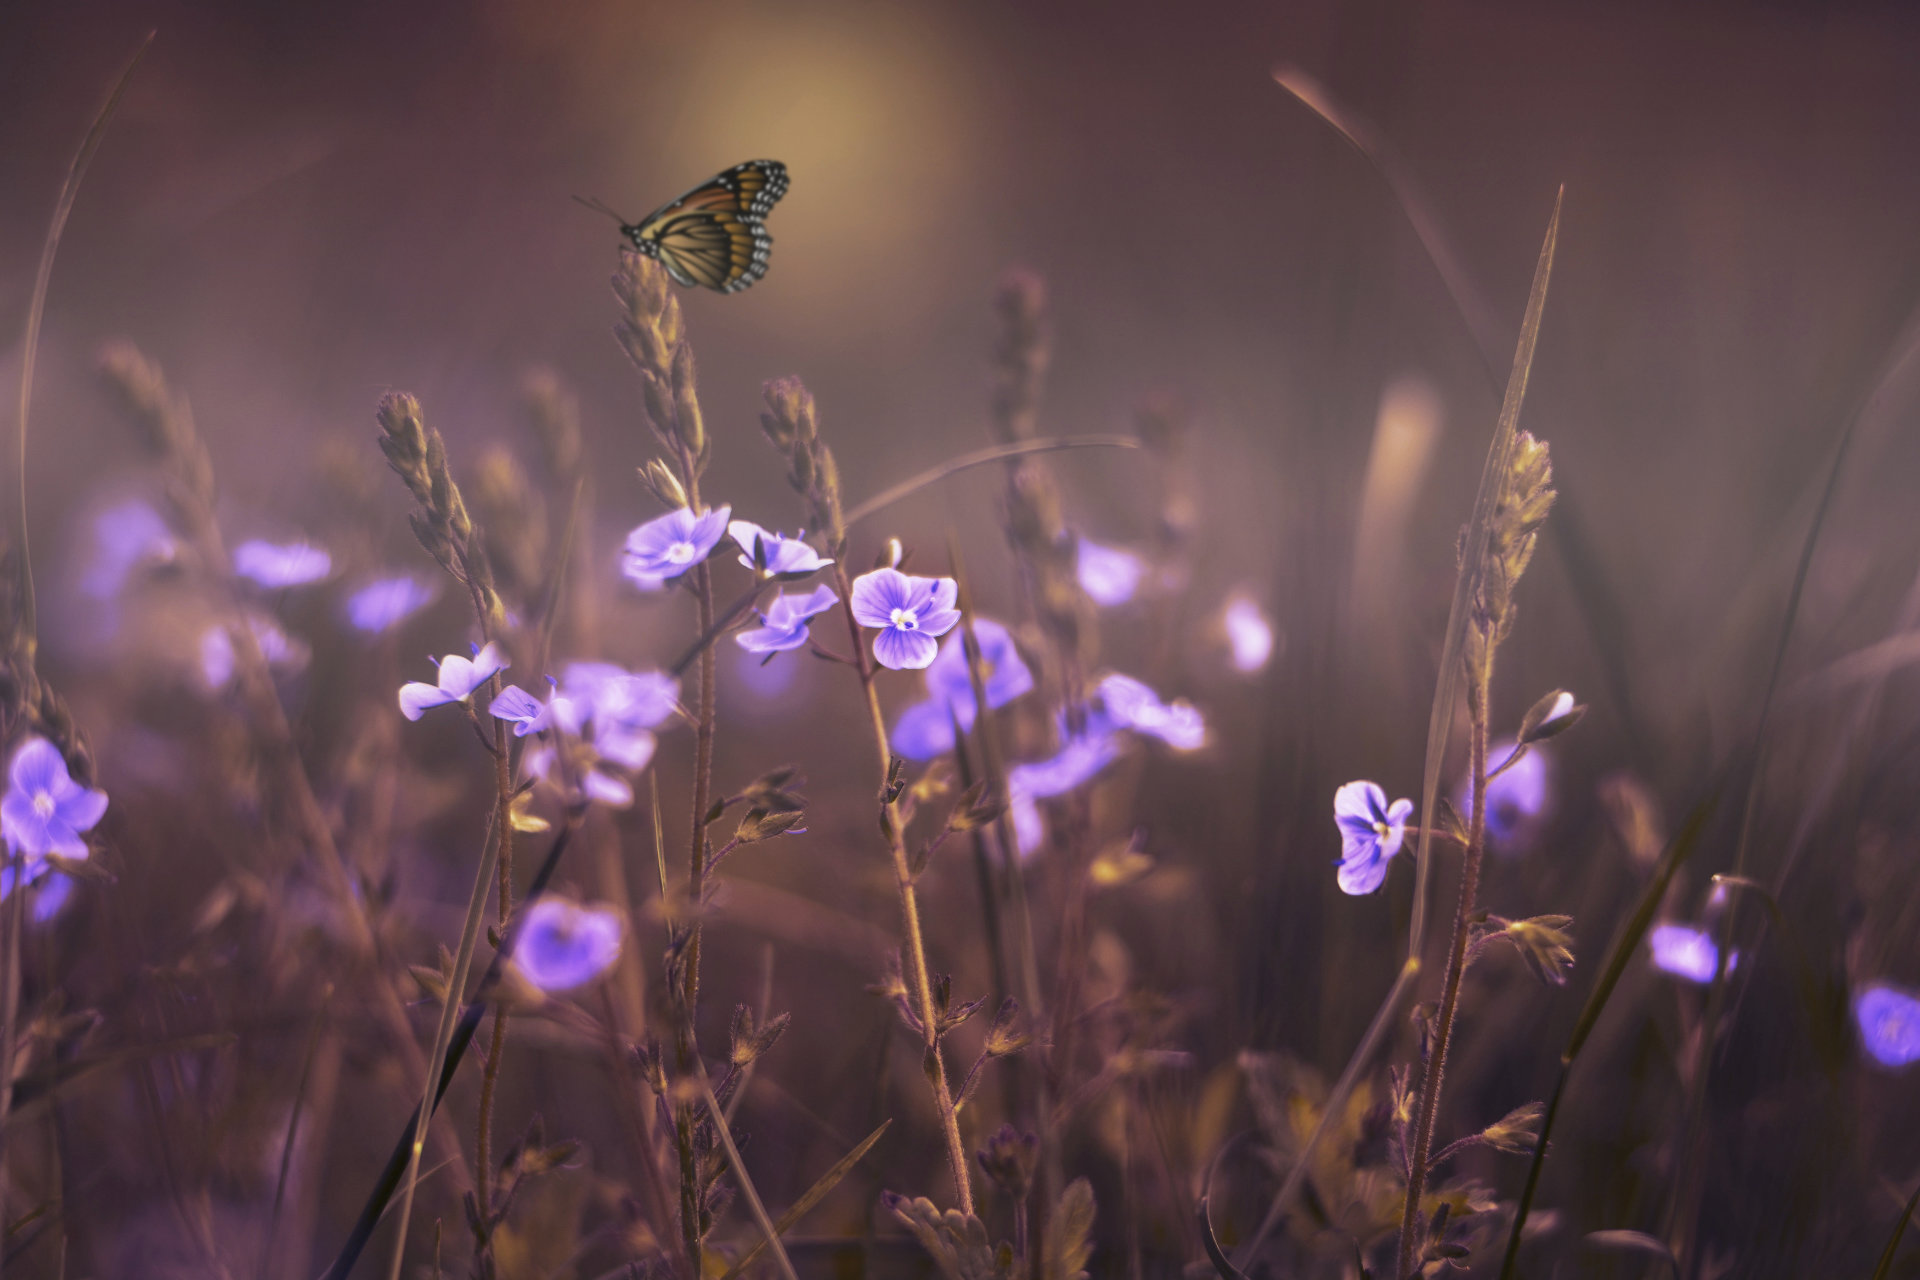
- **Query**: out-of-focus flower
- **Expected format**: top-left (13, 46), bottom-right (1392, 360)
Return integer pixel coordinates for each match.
top-left (1096, 673), bottom-right (1204, 750)
top-left (1856, 984), bottom-right (1920, 1068)
top-left (399, 643), bottom-right (508, 720)
top-left (512, 898), bottom-right (623, 992)
top-left (623, 505), bottom-right (731, 582)
top-left (1646, 923), bottom-right (1726, 985)
top-left (347, 575), bottom-right (438, 633)
top-left (1076, 537), bottom-right (1144, 607)
top-left (729, 520), bottom-right (833, 579)
top-left (849, 568), bottom-right (961, 670)
top-left (736, 584), bottom-right (839, 655)
top-left (1223, 594), bottom-right (1274, 673)
top-left (732, 645), bottom-right (799, 701)
top-left (233, 539), bottom-right (332, 588)
top-left (82, 499), bottom-right (177, 598)
top-left (1458, 739), bottom-right (1551, 847)
top-left (1005, 726), bottom-right (1123, 858)
top-left (495, 663), bottom-right (678, 808)
top-left (1334, 780), bottom-right (1411, 895)
top-left (0, 864), bottom-right (75, 924)
top-left (2, 738), bottom-right (107, 861)
top-left (891, 619), bottom-right (1034, 760)
top-left (201, 615), bottom-right (309, 691)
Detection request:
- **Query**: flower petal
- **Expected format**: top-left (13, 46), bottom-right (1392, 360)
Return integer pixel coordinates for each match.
top-left (1337, 847), bottom-right (1391, 895)
top-left (399, 682), bottom-right (457, 720)
top-left (891, 698), bottom-right (963, 761)
top-left (873, 626), bottom-right (939, 671)
top-left (582, 769), bottom-right (635, 808)
top-left (9, 739), bottom-right (66, 796)
top-left (850, 568), bottom-right (908, 628)
top-left (917, 608), bottom-right (962, 639)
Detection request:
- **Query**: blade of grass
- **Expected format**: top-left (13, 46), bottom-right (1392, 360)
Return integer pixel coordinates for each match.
top-left (841, 435), bottom-right (1141, 528)
top-left (717, 1121), bottom-right (892, 1280)
top-left (1869, 1181), bottom-right (1920, 1280)
top-left (1271, 66), bottom-right (1647, 769)
top-left (1233, 188), bottom-right (1562, 1267)
top-left (1499, 785), bottom-right (1720, 1279)
top-left (324, 815), bottom-right (581, 1280)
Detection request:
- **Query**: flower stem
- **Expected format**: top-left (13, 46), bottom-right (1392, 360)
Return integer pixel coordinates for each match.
top-left (1396, 657), bottom-right (1492, 1279)
top-left (832, 564), bottom-right (973, 1209)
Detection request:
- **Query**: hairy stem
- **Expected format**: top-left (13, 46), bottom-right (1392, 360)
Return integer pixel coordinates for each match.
top-left (1396, 658), bottom-right (1492, 1278)
top-left (833, 564), bottom-right (974, 1208)
top-left (474, 713), bottom-right (517, 1236)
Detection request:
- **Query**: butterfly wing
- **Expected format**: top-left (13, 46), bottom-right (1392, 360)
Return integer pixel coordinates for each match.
top-left (622, 160), bottom-right (789, 294)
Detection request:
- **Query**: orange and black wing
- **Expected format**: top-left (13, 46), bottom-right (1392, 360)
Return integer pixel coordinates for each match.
top-left (622, 160), bottom-right (789, 294)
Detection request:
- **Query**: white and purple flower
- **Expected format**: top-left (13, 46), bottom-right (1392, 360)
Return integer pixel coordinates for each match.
top-left (491, 663), bottom-right (678, 808)
top-left (623, 505), bottom-right (731, 583)
top-left (512, 898), bottom-right (624, 992)
top-left (1076, 537), bottom-right (1144, 607)
top-left (729, 520), bottom-right (833, 579)
top-left (233, 539), bottom-right (332, 588)
top-left (347, 575), bottom-right (438, 633)
top-left (849, 568), bottom-right (961, 671)
top-left (1096, 673), bottom-right (1205, 751)
top-left (1647, 923), bottom-right (1725, 985)
top-left (1334, 780), bottom-right (1412, 895)
top-left (736, 584), bottom-right (840, 655)
top-left (399, 643), bottom-right (508, 720)
top-left (1, 738), bottom-right (107, 861)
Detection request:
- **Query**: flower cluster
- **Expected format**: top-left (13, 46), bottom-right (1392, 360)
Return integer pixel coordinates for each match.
top-left (491, 662), bottom-right (679, 808)
top-left (891, 619), bottom-right (1034, 760)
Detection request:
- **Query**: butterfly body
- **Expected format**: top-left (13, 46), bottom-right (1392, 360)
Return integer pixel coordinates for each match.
top-left (591, 159), bottom-right (789, 294)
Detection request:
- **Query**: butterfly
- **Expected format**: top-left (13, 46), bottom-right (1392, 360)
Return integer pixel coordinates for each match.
top-left (576, 159), bottom-right (789, 294)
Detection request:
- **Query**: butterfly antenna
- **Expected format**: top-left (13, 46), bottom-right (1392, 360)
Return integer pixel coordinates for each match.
top-left (572, 194), bottom-right (629, 225)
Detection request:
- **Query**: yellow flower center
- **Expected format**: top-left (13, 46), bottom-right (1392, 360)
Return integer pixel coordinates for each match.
top-left (32, 792), bottom-right (55, 820)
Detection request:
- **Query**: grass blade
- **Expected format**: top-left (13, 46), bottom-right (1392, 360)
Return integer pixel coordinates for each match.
top-left (841, 435), bottom-right (1141, 528)
top-left (1499, 784), bottom-right (1720, 1279)
top-left (1233, 190), bottom-right (1562, 1268)
top-left (1870, 1181), bottom-right (1920, 1280)
top-left (718, 1120), bottom-right (892, 1280)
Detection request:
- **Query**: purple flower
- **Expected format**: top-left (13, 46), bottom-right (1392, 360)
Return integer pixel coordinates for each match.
top-left (891, 619), bottom-right (1034, 760)
top-left (623, 505), bottom-right (731, 582)
top-left (1457, 739), bottom-right (1551, 847)
top-left (0, 864), bottom-right (74, 925)
top-left (1097, 673), bottom-right (1205, 751)
top-left (849, 568), bottom-right (961, 670)
top-left (1647, 923), bottom-right (1724, 985)
top-left (512, 898), bottom-right (624, 992)
top-left (233, 539), bottom-right (332, 588)
top-left (347, 575), bottom-right (438, 633)
top-left (1076, 537), bottom-right (1144, 607)
top-left (736, 585), bottom-right (839, 655)
top-left (201, 615), bottom-right (309, 691)
top-left (83, 499), bottom-right (177, 598)
top-left (2, 738), bottom-right (107, 860)
top-left (1003, 726), bottom-right (1122, 859)
top-left (559, 662), bottom-right (679, 732)
top-left (497, 664), bottom-right (677, 807)
top-left (1223, 595), bottom-right (1274, 673)
top-left (729, 520), bottom-right (834, 578)
top-left (1334, 780), bottom-right (1412, 895)
top-left (399, 643), bottom-right (508, 720)
top-left (1856, 984), bottom-right (1920, 1068)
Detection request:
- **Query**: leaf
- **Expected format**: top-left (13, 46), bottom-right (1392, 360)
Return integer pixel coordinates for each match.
top-left (1042, 1177), bottom-right (1097, 1280)
top-left (718, 1121), bottom-right (890, 1280)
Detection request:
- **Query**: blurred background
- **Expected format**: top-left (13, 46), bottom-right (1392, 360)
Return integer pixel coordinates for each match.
top-left (7, 1), bottom-right (1920, 1276)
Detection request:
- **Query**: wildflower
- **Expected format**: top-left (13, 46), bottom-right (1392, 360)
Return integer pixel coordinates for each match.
top-left (2, 738), bottom-right (107, 860)
top-left (736, 585), bottom-right (840, 655)
top-left (1010, 728), bottom-right (1122, 802)
top-left (201, 615), bottom-right (309, 690)
top-left (82, 499), bottom-right (177, 598)
top-left (1076, 536), bottom-right (1144, 607)
top-left (1, 864), bottom-right (74, 924)
top-left (1334, 780), bottom-right (1412, 895)
top-left (1223, 594), bottom-right (1274, 673)
top-left (560, 662), bottom-right (678, 733)
top-left (729, 519), bottom-right (833, 578)
top-left (1096, 673), bottom-right (1204, 750)
top-left (1457, 739), bottom-right (1550, 847)
top-left (233, 539), bottom-right (332, 588)
top-left (1856, 984), bottom-right (1920, 1068)
top-left (891, 619), bottom-right (1034, 760)
top-left (512, 898), bottom-right (623, 993)
top-left (1646, 923), bottom-right (1726, 985)
top-left (399, 643), bottom-right (508, 720)
top-left (495, 663), bottom-right (677, 807)
top-left (622, 505), bottom-right (731, 582)
top-left (849, 568), bottom-right (961, 670)
top-left (347, 575), bottom-right (438, 633)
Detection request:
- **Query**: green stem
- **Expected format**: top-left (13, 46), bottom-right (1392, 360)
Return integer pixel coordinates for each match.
top-left (1397, 655), bottom-right (1491, 1279)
